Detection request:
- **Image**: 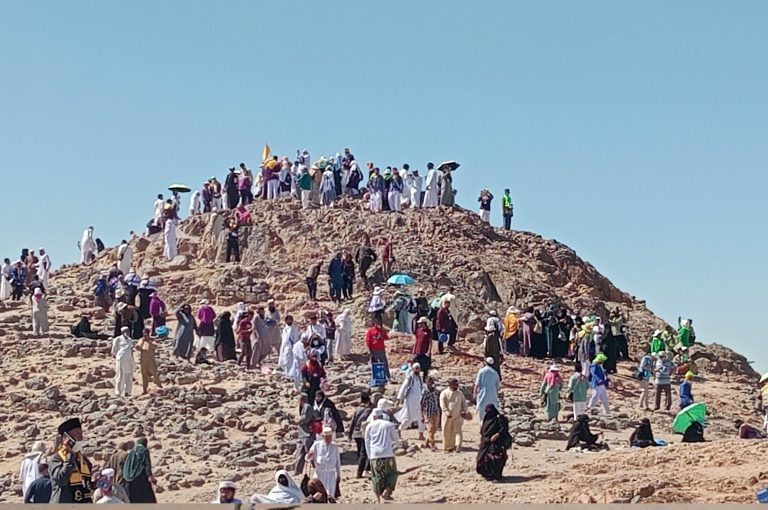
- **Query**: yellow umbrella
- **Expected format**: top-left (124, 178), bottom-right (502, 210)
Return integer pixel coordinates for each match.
top-left (760, 372), bottom-right (768, 385)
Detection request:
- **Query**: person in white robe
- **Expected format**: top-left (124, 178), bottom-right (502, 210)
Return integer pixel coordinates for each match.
top-left (0, 258), bottom-right (11, 300)
top-left (188, 190), bottom-right (202, 216)
top-left (409, 170), bottom-right (423, 209)
top-left (334, 308), bottom-right (353, 359)
top-left (112, 327), bottom-right (136, 397)
top-left (36, 249), bottom-right (51, 289)
top-left (474, 357), bottom-right (501, 421)
top-left (278, 316), bottom-right (300, 377)
top-left (288, 335), bottom-right (308, 390)
top-left (422, 164), bottom-right (439, 207)
top-left (233, 301), bottom-right (247, 327)
top-left (305, 428), bottom-right (341, 499)
top-left (19, 441), bottom-right (46, 496)
top-left (80, 226), bottom-right (96, 264)
top-left (163, 219), bottom-right (178, 260)
top-left (153, 195), bottom-right (165, 223)
top-left (116, 241), bottom-right (132, 276)
top-left (394, 363), bottom-right (425, 437)
top-left (250, 470), bottom-right (304, 504)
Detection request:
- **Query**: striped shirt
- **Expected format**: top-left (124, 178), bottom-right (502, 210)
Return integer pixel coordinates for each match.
top-left (421, 387), bottom-right (439, 417)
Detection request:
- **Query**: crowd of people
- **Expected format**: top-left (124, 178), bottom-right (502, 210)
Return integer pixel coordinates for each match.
top-left (6, 145), bottom-right (768, 504)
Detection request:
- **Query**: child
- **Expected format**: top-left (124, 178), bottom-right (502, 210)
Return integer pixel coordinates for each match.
top-left (195, 347), bottom-right (212, 366)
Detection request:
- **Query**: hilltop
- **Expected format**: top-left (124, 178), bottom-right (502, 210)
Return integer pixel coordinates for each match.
top-left (0, 199), bottom-right (762, 503)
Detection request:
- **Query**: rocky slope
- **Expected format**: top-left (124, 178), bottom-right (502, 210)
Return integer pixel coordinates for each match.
top-left (0, 199), bottom-right (762, 503)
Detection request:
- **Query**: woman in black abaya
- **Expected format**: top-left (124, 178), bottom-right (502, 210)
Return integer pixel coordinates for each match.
top-left (476, 404), bottom-right (513, 481)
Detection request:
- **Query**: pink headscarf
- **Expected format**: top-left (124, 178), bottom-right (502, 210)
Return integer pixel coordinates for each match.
top-left (544, 366), bottom-right (562, 387)
top-left (33, 288), bottom-right (43, 303)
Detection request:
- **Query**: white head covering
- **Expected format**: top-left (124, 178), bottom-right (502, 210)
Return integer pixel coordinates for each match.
top-left (218, 481), bottom-right (237, 491)
top-left (373, 286), bottom-right (383, 295)
top-left (548, 364), bottom-right (561, 372)
top-left (250, 470), bottom-right (303, 504)
top-left (101, 468), bottom-right (115, 478)
top-left (485, 357), bottom-right (495, 365)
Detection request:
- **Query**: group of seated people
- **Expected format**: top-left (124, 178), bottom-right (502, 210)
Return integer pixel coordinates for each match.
top-left (565, 413), bottom-right (765, 452)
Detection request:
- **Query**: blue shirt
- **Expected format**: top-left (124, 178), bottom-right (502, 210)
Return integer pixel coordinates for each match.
top-left (680, 380), bottom-right (694, 407)
top-left (589, 363), bottom-right (607, 388)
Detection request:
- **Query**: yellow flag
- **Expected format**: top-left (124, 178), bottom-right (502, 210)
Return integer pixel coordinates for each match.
top-left (262, 143), bottom-right (271, 163)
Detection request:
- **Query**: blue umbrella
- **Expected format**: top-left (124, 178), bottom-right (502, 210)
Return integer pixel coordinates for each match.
top-left (387, 274), bottom-right (416, 285)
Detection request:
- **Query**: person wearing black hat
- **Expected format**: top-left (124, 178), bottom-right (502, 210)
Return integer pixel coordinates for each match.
top-left (49, 418), bottom-right (94, 503)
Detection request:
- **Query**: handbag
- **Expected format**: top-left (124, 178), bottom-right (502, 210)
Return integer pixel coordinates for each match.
top-left (533, 319), bottom-right (543, 335)
top-left (310, 420), bottom-right (323, 434)
top-left (437, 332), bottom-right (449, 343)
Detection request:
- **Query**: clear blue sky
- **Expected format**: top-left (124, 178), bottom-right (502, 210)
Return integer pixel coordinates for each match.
top-left (2, 1), bottom-right (767, 371)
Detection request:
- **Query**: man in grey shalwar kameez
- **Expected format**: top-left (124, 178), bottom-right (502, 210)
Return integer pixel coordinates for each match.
top-left (250, 306), bottom-right (270, 368)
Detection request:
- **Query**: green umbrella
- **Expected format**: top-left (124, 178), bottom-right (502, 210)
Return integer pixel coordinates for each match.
top-left (673, 402), bottom-right (707, 434)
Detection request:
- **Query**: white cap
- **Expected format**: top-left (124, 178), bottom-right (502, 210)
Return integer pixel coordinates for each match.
top-left (322, 426), bottom-right (333, 436)
top-left (101, 468), bottom-right (115, 478)
top-left (219, 481), bottom-right (237, 490)
top-left (485, 357), bottom-right (495, 365)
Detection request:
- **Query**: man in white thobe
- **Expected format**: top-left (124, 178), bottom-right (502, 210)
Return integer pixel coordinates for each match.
top-left (80, 227), bottom-right (96, 264)
top-left (394, 363), bottom-right (425, 438)
top-left (153, 194), bottom-right (164, 223)
top-left (117, 240), bottom-right (132, 276)
top-left (111, 327), bottom-right (136, 397)
top-left (163, 219), bottom-right (178, 260)
top-left (422, 163), bottom-right (439, 207)
top-left (409, 170), bottom-right (423, 209)
top-left (188, 190), bottom-right (202, 216)
top-left (288, 336), bottom-right (308, 390)
top-left (334, 308), bottom-right (353, 358)
top-left (37, 249), bottom-right (51, 289)
top-left (305, 427), bottom-right (341, 499)
top-left (278, 315), bottom-right (299, 377)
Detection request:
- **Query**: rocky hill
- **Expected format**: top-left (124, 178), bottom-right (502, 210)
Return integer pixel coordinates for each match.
top-left (0, 199), bottom-right (763, 503)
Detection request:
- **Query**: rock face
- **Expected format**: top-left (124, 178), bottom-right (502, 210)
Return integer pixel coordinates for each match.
top-left (0, 199), bottom-right (762, 504)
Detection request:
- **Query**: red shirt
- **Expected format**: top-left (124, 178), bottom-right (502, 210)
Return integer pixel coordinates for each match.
top-left (413, 326), bottom-right (432, 355)
top-left (365, 325), bottom-right (388, 351)
top-left (436, 307), bottom-right (453, 332)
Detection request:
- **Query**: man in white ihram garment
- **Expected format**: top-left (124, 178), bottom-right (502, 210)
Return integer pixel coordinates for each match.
top-left (37, 249), bottom-right (51, 289)
top-left (278, 315), bottom-right (299, 377)
top-left (112, 326), bottom-right (136, 398)
top-left (305, 427), bottom-right (341, 500)
top-left (395, 363), bottom-right (425, 439)
top-left (116, 240), bottom-right (132, 276)
top-left (80, 226), bottom-right (96, 264)
top-left (422, 162), bottom-right (439, 207)
top-left (163, 218), bottom-right (178, 260)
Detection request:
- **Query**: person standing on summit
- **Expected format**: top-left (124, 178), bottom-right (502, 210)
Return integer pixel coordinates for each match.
top-left (478, 190), bottom-right (494, 223)
top-left (501, 189), bottom-right (513, 230)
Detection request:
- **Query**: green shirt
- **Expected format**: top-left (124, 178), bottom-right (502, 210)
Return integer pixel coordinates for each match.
top-left (502, 194), bottom-right (513, 210)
